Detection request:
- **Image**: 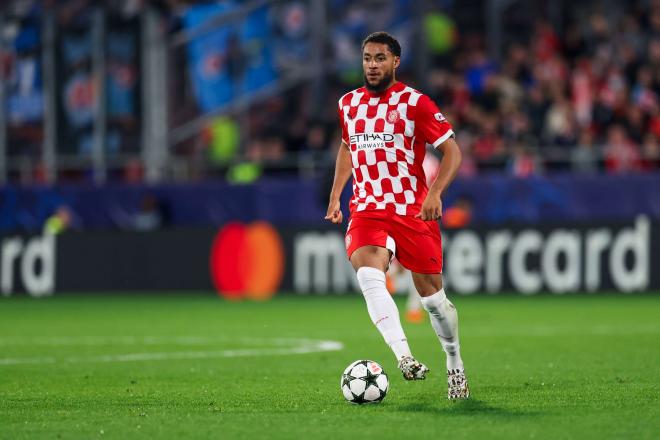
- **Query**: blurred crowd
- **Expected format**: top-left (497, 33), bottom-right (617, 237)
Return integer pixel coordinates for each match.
top-left (423, 3), bottom-right (660, 177)
top-left (3, 0), bottom-right (660, 183)
top-left (268, 0), bottom-right (660, 178)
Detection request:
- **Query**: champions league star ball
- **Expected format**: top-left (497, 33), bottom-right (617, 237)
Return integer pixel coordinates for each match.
top-left (340, 360), bottom-right (389, 404)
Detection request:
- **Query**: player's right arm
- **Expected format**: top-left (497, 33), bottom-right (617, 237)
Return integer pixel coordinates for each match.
top-left (414, 95), bottom-right (460, 221)
top-left (325, 141), bottom-right (352, 224)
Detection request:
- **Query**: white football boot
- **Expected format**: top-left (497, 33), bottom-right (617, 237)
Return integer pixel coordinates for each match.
top-left (447, 369), bottom-right (470, 399)
top-left (397, 356), bottom-right (430, 380)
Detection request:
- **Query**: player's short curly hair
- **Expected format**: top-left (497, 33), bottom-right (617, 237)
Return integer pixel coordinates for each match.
top-left (361, 32), bottom-right (401, 57)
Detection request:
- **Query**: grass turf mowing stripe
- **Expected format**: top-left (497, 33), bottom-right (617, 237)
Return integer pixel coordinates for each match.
top-left (0, 338), bottom-right (343, 365)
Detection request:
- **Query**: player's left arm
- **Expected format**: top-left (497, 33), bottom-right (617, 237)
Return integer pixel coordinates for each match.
top-left (417, 137), bottom-right (462, 221)
top-left (415, 95), bottom-right (462, 221)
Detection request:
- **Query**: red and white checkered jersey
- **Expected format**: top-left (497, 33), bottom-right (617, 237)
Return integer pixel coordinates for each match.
top-left (338, 81), bottom-right (455, 216)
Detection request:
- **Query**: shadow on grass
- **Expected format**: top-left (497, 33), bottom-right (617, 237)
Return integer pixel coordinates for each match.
top-left (395, 398), bottom-right (537, 417)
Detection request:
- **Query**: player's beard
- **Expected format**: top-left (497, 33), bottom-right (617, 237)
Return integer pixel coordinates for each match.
top-left (364, 70), bottom-right (394, 94)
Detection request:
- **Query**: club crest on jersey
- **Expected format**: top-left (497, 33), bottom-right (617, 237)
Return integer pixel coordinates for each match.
top-left (345, 234), bottom-right (352, 248)
top-left (434, 112), bottom-right (446, 122)
top-left (387, 109), bottom-right (400, 123)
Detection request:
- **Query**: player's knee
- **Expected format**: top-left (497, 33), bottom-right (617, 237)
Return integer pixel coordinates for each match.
top-left (356, 267), bottom-right (386, 296)
top-left (417, 286), bottom-right (439, 297)
top-left (350, 246), bottom-right (389, 272)
top-left (415, 280), bottom-right (443, 297)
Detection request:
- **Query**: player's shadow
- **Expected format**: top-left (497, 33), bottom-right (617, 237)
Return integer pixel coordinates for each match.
top-left (396, 398), bottom-right (536, 417)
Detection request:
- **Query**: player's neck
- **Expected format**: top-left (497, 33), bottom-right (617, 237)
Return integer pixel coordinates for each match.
top-left (366, 79), bottom-right (399, 97)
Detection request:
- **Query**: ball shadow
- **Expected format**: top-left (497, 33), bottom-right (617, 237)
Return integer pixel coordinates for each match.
top-left (395, 398), bottom-right (537, 417)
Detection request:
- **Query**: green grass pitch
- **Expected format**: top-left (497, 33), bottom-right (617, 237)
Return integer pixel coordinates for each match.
top-left (1, 293), bottom-right (658, 439)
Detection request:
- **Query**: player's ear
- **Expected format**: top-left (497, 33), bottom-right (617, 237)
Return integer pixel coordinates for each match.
top-left (393, 56), bottom-right (400, 69)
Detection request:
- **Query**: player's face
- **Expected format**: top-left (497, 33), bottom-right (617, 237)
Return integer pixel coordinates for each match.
top-left (362, 42), bottom-right (400, 93)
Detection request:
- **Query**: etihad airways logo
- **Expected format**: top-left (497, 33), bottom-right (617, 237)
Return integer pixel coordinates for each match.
top-left (349, 133), bottom-right (396, 150)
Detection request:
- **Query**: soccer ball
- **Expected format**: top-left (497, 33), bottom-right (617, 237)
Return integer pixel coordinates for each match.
top-left (340, 360), bottom-right (389, 404)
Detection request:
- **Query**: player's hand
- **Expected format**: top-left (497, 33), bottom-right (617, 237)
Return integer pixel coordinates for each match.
top-left (325, 199), bottom-right (343, 224)
top-left (415, 195), bottom-right (442, 221)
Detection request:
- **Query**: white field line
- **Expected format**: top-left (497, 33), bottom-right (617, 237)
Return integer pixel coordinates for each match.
top-left (1, 324), bottom-right (658, 348)
top-left (0, 338), bottom-right (343, 366)
top-left (0, 336), bottom-right (331, 347)
top-left (0, 324), bottom-right (657, 366)
top-left (0, 356), bottom-right (57, 365)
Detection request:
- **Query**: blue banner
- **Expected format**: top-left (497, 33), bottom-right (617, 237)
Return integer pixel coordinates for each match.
top-left (6, 23), bottom-right (44, 124)
top-left (183, 2), bottom-right (277, 112)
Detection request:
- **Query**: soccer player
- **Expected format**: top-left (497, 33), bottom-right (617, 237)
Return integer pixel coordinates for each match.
top-left (325, 32), bottom-right (469, 399)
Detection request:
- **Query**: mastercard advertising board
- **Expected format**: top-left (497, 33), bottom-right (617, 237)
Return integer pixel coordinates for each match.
top-left (209, 221), bottom-right (285, 300)
top-left (2, 217), bottom-right (658, 297)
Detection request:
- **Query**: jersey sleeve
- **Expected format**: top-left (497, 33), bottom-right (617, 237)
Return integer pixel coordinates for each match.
top-left (338, 102), bottom-right (349, 145)
top-left (416, 95), bottom-right (455, 148)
